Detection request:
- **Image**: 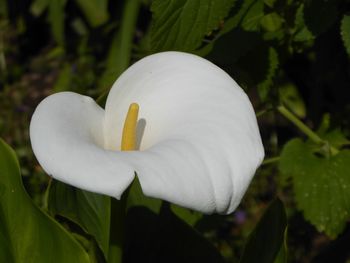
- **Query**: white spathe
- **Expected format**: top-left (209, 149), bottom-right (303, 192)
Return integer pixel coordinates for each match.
top-left (30, 51), bottom-right (264, 214)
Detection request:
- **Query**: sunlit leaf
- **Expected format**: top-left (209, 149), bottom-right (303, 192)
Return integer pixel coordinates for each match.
top-left (150, 0), bottom-right (236, 52)
top-left (0, 139), bottom-right (90, 262)
top-left (48, 181), bottom-right (111, 259)
top-left (341, 15), bottom-right (350, 57)
top-left (279, 139), bottom-right (350, 238)
top-left (240, 199), bottom-right (287, 263)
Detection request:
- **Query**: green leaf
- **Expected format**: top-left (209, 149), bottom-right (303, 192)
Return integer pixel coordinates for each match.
top-left (150, 0), bottom-right (236, 52)
top-left (293, 4), bottom-right (314, 42)
top-left (279, 83), bottom-right (306, 118)
top-left (279, 139), bottom-right (350, 238)
top-left (304, 0), bottom-right (338, 36)
top-left (341, 15), bottom-right (350, 57)
top-left (257, 47), bottom-right (279, 101)
top-left (126, 176), bottom-right (162, 214)
top-left (0, 139), bottom-right (90, 263)
top-left (240, 199), bottom-right (287, 263)
top-left (48, 181), bottom-right (110, 259)
top-left (74, 0), bottom-right (109, 27)
top-left (260, 12), bottom-right (283, 32)
top-left (241, 0), bottom-right (264, 32)
top-left (170, 204), bottom-right (202, 227)
top-left (48, 0), bottom-right (67, 45)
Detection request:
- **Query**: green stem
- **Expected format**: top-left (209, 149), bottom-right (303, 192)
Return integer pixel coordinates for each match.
top-left (262, 156), bottom-right (280, 165)
top-left (277, 105), bottom-right (339, 155)
top-left (98, 0), bottom-right (141, 93)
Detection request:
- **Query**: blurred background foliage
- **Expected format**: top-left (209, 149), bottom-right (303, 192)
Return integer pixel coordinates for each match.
top-left (1, 0), bottom-right (350, 262)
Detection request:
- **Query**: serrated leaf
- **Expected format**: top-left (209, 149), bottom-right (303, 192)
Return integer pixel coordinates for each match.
top-left (0, 139), bottom-right (90, 262)
top-left (150, 0), bottom-right (236, 52)
top-left (74, 0), bottom-right (109, 27)
top-left (293, 4), bottom-right (314, 42)
top-left (279, 139), bottom-right (350, 238)
top-left (304, 0), bottom-right (338, 36)
top-left (257, 47), bottom-right (279, 101)
top-left (341, 15), bottom-right (350, 57)
top-left (241, 0), bottom-right (264, 32)
top-left (240, 199), bottom-right (287, 263)
top-left (48, 181), bottom-right (111, 259)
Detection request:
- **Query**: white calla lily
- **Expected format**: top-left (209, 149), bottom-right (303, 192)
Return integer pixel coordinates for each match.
top-left (30, 51), bottom-right (264, 214)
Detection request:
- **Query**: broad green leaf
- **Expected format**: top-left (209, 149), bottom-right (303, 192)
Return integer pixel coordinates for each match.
top-left (341, 15), bottom-right (350, 57)
top-left (304, 0), bottom-right (338, 36)
top-left (222, 0), bottom-right (262, 34)
top-left (260, 13), bottom-right (283, 32)
top-left (150, 0), bottom-right (236, 52)
top-left (279, 139), bottom-right (350, 238)
top-left (240, 199), bottom-right (287, 263)
top-left (0, 139), bottom-right (90, 263)
top-left (293, 4), bottom-right (314, 42)
top-left (74, 0), bottom-right (109, 27)
top-left (48, 181), bottom-right (110, 259)
top-left (48, 0), bottom-right (67, 45)
top-left (257, 47), bottom-right (279, 101)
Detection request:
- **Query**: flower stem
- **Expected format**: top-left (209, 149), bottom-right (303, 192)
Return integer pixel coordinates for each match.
top-left (277, 105), bottom-right (339, 155)
top-left (98, 0), bottom-right (141, 95)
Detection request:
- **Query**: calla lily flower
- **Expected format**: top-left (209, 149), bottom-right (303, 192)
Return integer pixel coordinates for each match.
top-left (30, 52), bottom-right (264, 214)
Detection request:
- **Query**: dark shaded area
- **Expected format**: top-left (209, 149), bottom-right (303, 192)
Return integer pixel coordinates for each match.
top-left (124, 206), bottom-right (225, 263)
